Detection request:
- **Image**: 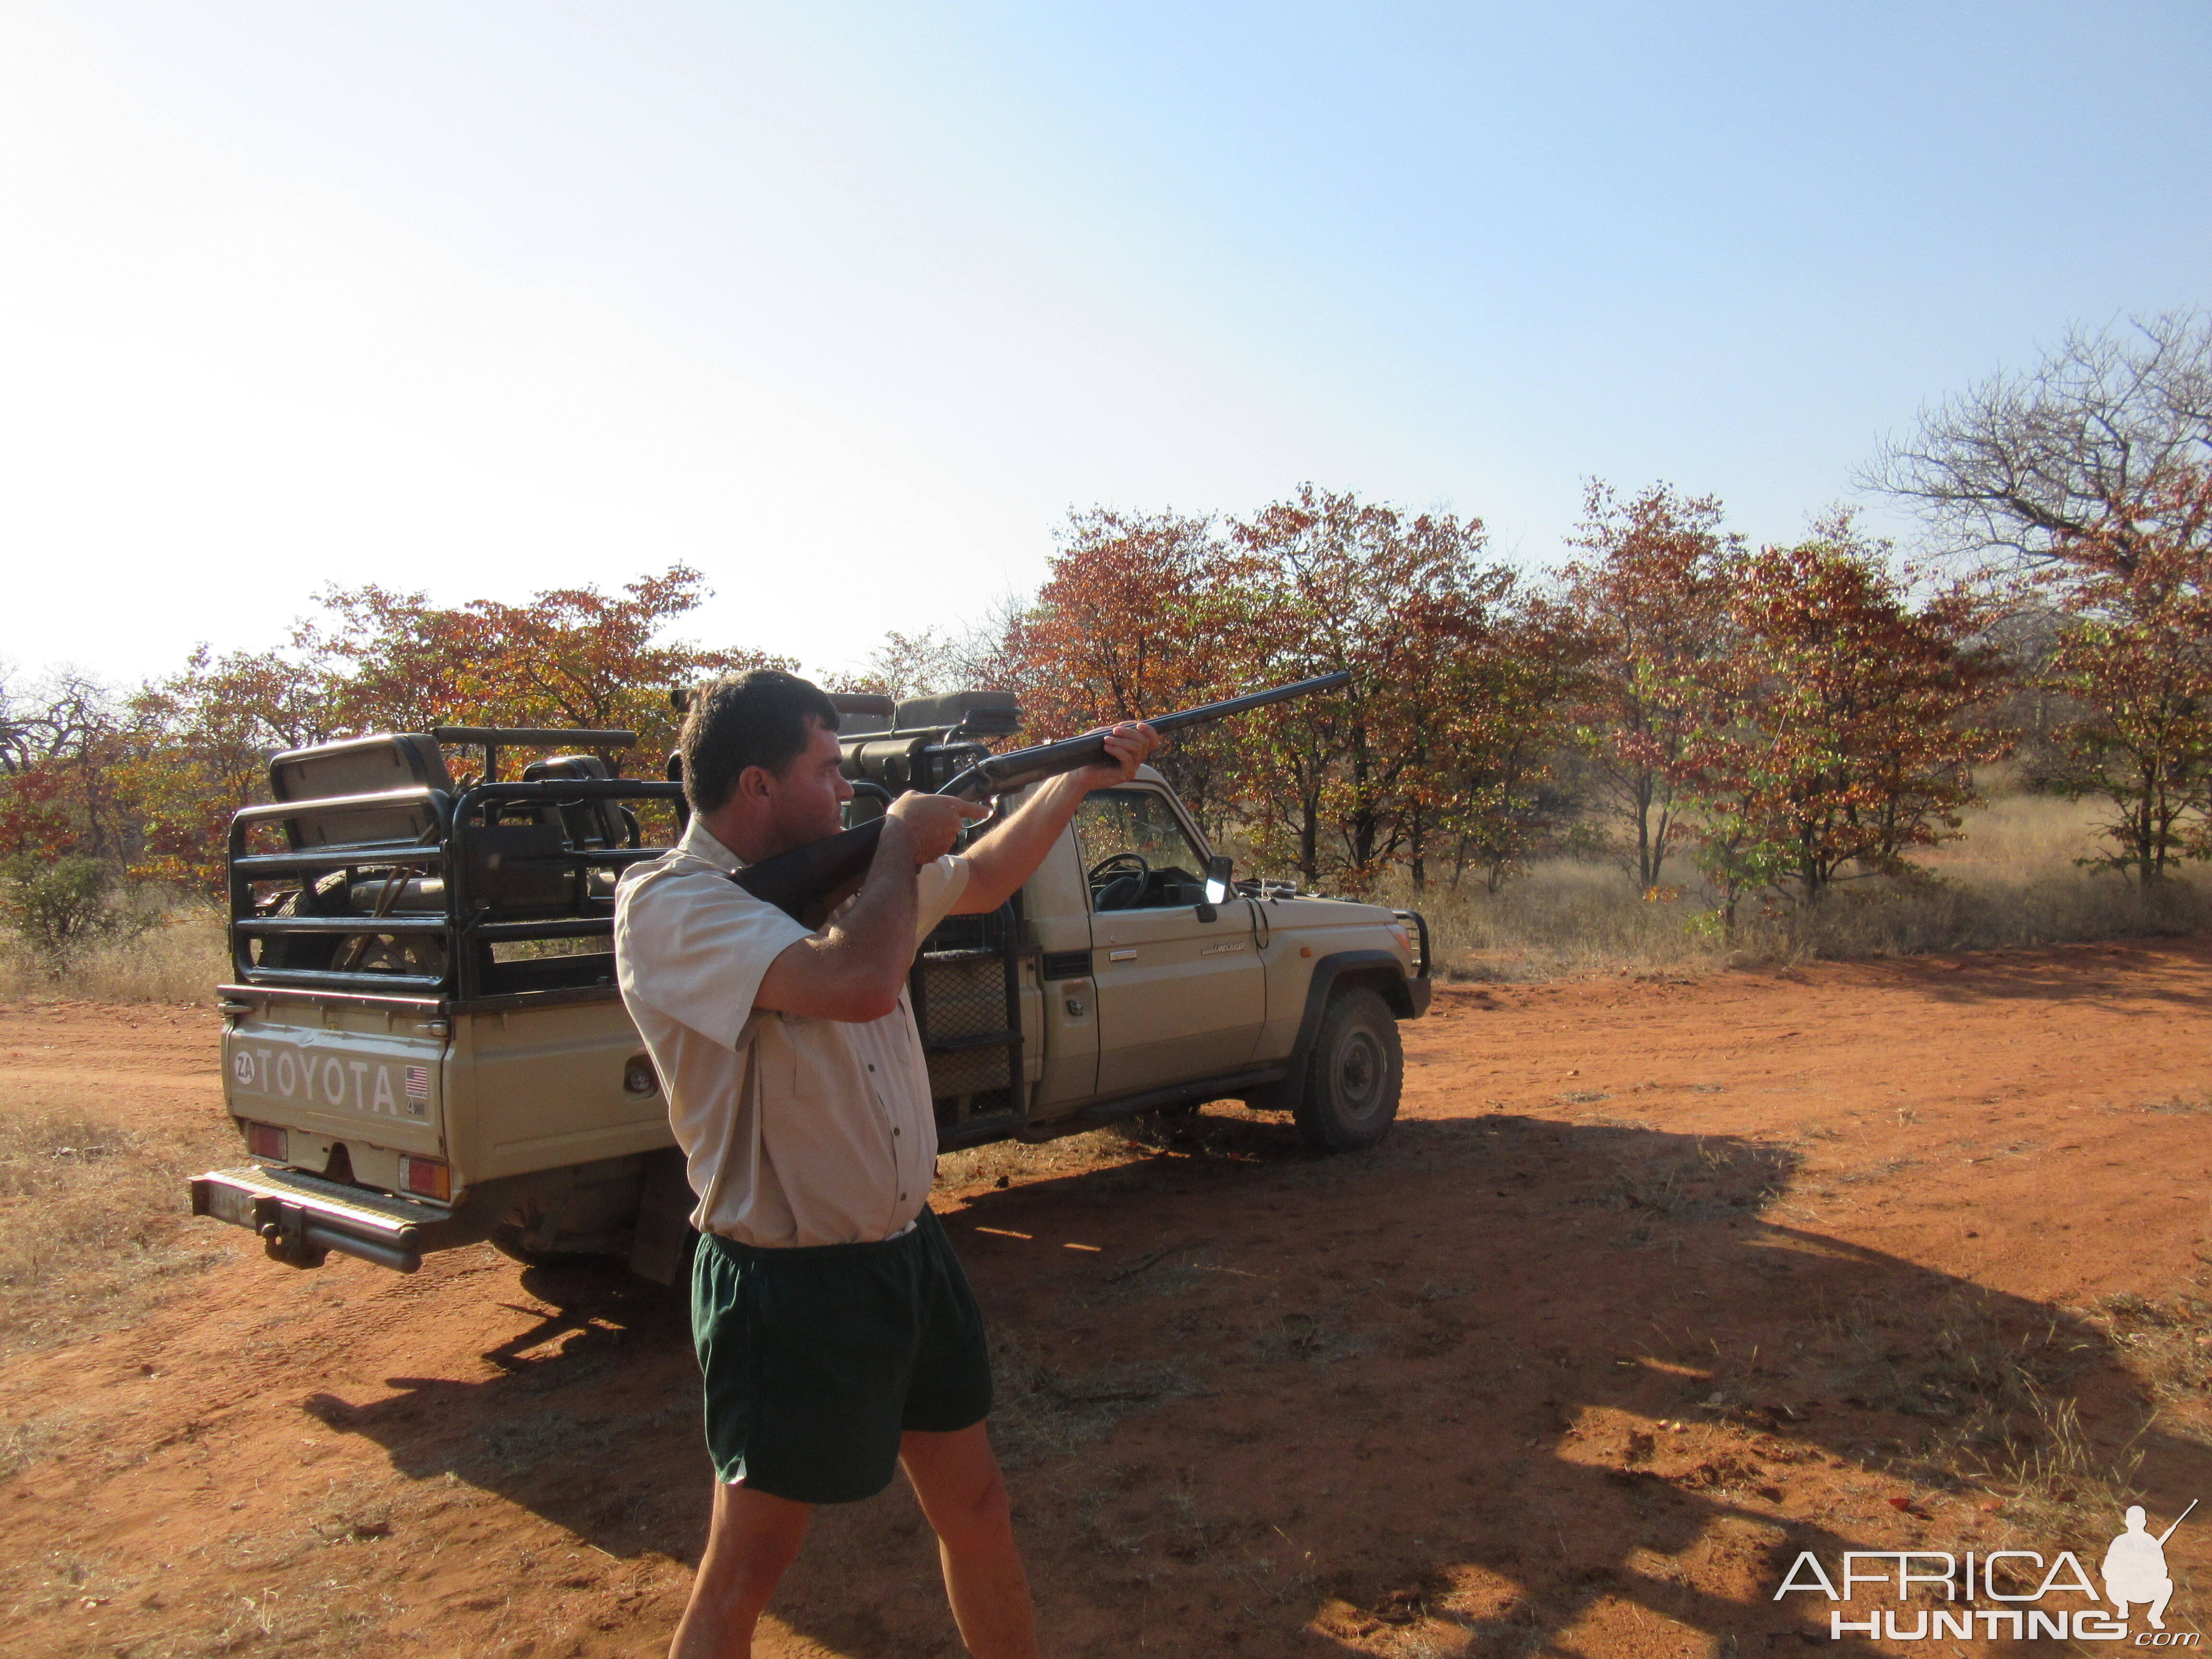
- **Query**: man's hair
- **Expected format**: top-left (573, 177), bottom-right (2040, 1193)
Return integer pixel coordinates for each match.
top-left (680, 669), bottom-right (841, 815)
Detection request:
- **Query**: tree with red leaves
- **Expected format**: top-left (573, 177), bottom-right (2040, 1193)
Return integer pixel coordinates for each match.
top-left (1558, 480), bottom-right (1737, 889)
top-left (1228, 485), bottom-right (1509, 888)
top-left (311, 565), bottom-right (783, 780)
top-left (126, 646), bottom-right (333, 889)
top-left (1665, 516), bottom-right (2009, 917)
top-left (0, 669), bottom-right (135, 865)
top-left (2042, 465), bottom-right (2212, 881)
top-left (111, 567), bottom-right (777, 890)
top-left (1010, 508), bottom-right (1252, 829)
top-left (1421, 591), bottom-right (1582, 893)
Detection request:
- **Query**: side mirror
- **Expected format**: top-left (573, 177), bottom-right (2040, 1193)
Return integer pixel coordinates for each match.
top-left (1196, 854), bottom-right (1232, 921)
top-left (1203, 854), bottom-right (1232, 906)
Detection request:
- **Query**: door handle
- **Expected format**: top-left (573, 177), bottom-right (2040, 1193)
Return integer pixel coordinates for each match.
top-left (1106, 948), bottom-right (1137, 962)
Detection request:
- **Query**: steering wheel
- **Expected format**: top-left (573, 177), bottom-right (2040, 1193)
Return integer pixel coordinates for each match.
top-left (1086, 851), bottom-right (1151, 887)
top-left (1086, 851), bottom-right (1151, 911)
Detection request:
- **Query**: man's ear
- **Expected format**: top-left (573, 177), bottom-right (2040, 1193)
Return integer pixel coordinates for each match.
top-left (738, 763), bottom-right (775, 802)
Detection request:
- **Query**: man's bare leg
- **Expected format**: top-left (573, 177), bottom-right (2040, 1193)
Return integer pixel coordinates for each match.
top-left (901, 1423), bottom-right (1038, 1659)
top-left (668, 1480), bottom-right (811, 1659)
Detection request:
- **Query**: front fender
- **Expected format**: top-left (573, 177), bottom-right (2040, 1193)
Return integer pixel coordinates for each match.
top-left (1251, 950), bottom-right (1420, 1109)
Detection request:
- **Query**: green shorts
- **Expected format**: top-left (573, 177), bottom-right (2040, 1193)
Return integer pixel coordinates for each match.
top-left (690, 1206), bottom-right (994, 1504)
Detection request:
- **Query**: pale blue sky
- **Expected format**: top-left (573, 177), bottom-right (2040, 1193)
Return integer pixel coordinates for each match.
top-left (4, 2), bottom-right (2206, 685)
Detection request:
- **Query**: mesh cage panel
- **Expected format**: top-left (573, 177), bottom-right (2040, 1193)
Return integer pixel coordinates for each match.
top-left (943, 1087), bottom-right (1014, 1123)
top-left (928, 1044), bottom-right (1010, 1100)
top-left (914, 904), bottom-right (1023, 1132)
top-left (918, 956), bottom-right (1008, 1041)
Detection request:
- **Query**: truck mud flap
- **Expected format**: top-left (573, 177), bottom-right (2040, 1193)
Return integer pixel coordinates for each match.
top-left (192, 1165), bottom-right (445, 1273)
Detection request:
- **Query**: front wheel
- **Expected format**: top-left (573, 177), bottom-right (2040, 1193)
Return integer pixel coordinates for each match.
top-left (1293, 985), bottom-right (1403, 1152)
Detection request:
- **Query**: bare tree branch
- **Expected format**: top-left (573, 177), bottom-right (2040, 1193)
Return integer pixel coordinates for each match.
top-left (1859, 309), bottom-right (2212, 573)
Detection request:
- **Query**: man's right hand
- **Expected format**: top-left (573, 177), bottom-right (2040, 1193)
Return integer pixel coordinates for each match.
top-left (885, 792), bottom-right (990, 864)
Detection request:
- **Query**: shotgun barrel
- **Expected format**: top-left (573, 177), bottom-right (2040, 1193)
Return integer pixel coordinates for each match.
top-left (2156, 1498), bottom-right (2198, 1546)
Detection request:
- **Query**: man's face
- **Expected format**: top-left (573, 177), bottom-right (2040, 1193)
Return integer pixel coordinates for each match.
top-left (761, 717), bottom-right (852, 849)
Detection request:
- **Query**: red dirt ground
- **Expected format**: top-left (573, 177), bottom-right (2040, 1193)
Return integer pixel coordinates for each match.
top-left (2, 938), bottom-right (2210, 1657)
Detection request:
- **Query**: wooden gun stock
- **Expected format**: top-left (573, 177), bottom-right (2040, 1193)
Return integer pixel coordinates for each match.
top-left (732, 818), bottom-right (887, 928)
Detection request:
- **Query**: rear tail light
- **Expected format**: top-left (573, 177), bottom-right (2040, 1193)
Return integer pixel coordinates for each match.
top-left (243, 1121), bottom-right (287, 1161)
top-left (398, 1156), bottom-right (452, 1202)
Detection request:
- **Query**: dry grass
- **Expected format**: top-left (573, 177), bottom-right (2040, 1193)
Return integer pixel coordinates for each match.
top-left (1407, 861), bottom-right (1714, 981)
top-left (1812, 1287), bottom-right (2097, 1462)
top-left (0, 1103), bottom-right (239, 1370)
top-left (1917, 789), bottom-right (2108, 870)
top-left (9, 796), bottom-right (2189, 1003)
top-left (1607, 1135), bottom-right (1788, 1235)
top-left (2098, 1289), bottom-right (2212, 1419)
top-left (1684, 1268), bottom-right (2193, 1611)
top-left (986, 1325), bottom-right (1210, 1470)
top-left (0, 901), bottom-right (226, 1005)
top-left (935, 1126), bottom-right (1143, 1191)
top-left (1395, 792), bottom-right (2209, 982)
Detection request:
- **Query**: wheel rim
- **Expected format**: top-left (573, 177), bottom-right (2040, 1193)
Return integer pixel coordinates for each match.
top-left (1334, 1027), bottom-right (1386, 1120)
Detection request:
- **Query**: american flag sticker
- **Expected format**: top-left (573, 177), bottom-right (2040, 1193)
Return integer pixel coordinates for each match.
top-left (406, 1065), bottom-right (431, 1115)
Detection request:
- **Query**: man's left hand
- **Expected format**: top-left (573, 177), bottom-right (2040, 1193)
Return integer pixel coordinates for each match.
top-left (1079, 721), bottom-right (1160, 791)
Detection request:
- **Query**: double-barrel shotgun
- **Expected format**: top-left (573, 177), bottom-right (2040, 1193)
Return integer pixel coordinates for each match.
top-left (726, 671), bottom-right (1350, 923)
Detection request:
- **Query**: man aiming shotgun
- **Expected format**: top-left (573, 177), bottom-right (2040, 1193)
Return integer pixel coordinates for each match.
top-left (613, 669), bottom-right (1162, 1659)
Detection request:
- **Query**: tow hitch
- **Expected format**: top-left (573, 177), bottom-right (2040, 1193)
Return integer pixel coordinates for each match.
top-left (192, 1166), bottom-right (432, 1273)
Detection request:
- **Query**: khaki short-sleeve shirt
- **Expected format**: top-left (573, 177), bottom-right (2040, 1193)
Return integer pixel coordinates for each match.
top-left (613, 817), bottom-right (969, 1248)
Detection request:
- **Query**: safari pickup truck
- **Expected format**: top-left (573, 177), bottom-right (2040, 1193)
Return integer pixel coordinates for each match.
top-left (191, 694), bottom-right (1431, 1284)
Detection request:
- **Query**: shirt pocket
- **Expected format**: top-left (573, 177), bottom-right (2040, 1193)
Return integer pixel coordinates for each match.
top-left (780, 1011), bottom-right (861, 1115)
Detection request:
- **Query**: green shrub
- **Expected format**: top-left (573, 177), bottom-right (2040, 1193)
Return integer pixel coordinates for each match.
top-left (0, 855), bottom-right (151, 973)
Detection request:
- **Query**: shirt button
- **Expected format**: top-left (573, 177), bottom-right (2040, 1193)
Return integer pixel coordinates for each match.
top-left (867, 1064), bottom-right (875, 1072)
top-left (893, 1126), bottom-right (901, 1136)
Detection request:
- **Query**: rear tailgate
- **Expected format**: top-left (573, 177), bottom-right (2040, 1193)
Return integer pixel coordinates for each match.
top-left (223, 998), bottom-right (449, 1193)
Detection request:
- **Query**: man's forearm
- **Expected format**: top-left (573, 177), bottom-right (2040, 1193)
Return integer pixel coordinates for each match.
top-left (958, 772), bottom-right (1091, 913)
top-left (955, 721), bottom-right (1156, 914)
top-left (755, 818), bottom-right (920, 1020)
top-left (828, 817), bottom-right (922, 981)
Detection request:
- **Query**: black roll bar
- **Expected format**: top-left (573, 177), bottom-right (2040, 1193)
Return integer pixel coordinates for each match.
top-left (432, 726), bottom-right (639, 784)
top-left (227, 776), bottom-right (686, 1000)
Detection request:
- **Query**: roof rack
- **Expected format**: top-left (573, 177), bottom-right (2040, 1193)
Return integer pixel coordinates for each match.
top-left (430, 726), bottom-right (638, 784)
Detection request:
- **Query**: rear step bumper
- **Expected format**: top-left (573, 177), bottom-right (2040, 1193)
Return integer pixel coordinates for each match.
top-left (192, 1165), bottom-right (455, 1273)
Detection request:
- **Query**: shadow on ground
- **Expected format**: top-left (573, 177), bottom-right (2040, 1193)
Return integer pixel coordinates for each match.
top-left (305, 1110), bottom-right (2211, 1657)
top-left (304, 1259), bottom-right (704, 1566)
top-left (1851, 937), bottom-right (2212, 1014)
